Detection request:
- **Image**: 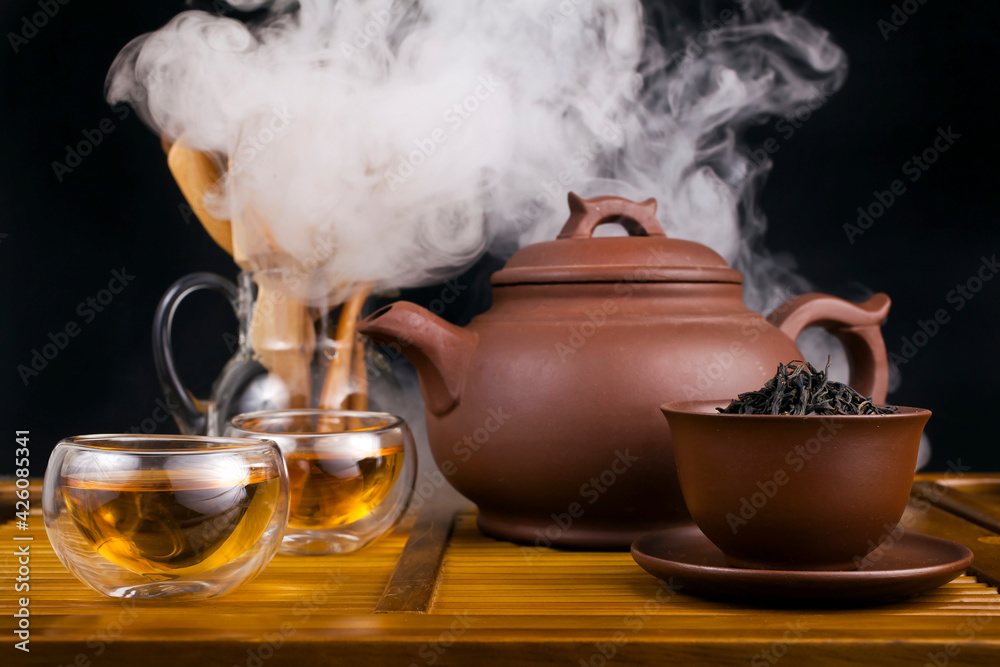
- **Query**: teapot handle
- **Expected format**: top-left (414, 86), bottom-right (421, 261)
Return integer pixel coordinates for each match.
top-left (558, 193), bottom-right (666, 239)
top-left (152, 273), bottom-right (239, 435)
top-left (767, 293), bottom-right (891, 404)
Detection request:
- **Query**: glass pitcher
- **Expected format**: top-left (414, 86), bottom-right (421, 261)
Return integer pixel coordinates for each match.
top-left (153, 268), bottom-right (401, 435)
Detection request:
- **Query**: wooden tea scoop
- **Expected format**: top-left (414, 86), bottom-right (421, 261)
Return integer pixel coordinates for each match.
top-left (165, 138), bottom-right (316, 409)
top-left (347, 335), bottom-right (369, 411)
top-left (248, 293), bottom-right (315, 409)
top-left (319, 283), bottom-right (373, 410)
top-left (166, 142), bottom-right (233, 255)
top-left (235, 210), bottom-right (316, 410)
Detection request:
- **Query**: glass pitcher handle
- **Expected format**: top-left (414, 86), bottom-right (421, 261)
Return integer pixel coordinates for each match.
top-left (152, 273), bottom-right (239, 435)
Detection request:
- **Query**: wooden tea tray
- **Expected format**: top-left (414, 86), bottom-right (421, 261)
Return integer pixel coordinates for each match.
top-left (913, 473), bottom-right (1000, 539)
top-left (4, 477), bottom-right (1000, 666)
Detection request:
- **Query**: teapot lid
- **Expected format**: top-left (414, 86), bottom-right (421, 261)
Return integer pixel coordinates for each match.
top-left (491, 193), bottom-right (742, 286)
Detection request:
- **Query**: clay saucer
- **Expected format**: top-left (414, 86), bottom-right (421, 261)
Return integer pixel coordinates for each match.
top-left (631, 524), bottom-right (974, 606)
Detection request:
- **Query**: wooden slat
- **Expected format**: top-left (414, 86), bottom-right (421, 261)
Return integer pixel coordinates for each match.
top-left (0, 507), bottom-right (411, 616)
top-left (7, 479), bottom-right (1000, 666)
top-left (913, 479), bottom-right (1000, 534)
top-left (905, 490), bottom-right (1000, 587)
top-left (431, 511), bottom-right (998, 616)
top-left (20, 610), bottom-right (1000, 667)
top-left (374, 487), bottom-right (469, 613)
top-left (0, 477), bottom-right (19, 523)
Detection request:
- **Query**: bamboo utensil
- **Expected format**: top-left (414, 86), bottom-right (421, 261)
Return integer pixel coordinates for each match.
top-left (319, 283), bottom-right (373, 410)
top-left (166, 143), bottom-right (233, 255)
top-left (347, 335), bottom-right (369, 411)
top-left (164, 136), bottom-right (368, 411)
top-left (232, 207), bottom-right (316, 410)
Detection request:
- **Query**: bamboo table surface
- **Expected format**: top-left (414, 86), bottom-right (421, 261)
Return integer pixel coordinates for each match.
top-left (4, 475), bottom-right (1000, 666)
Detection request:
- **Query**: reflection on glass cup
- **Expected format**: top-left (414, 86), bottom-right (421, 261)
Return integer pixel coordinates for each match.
top-left (42, 434), bottom-right (289, 599)
top-left (227, 409), bottom-right (417, 555)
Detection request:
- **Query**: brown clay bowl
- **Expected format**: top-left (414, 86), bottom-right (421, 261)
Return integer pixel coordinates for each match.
top-left (659, 400), bottom-right (931, 571)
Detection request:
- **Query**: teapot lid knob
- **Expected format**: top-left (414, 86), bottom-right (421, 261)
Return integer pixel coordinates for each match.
top-left (558, 193), bottom-right (667, 239)
top-left (491, 191), bottom-right (741, 287)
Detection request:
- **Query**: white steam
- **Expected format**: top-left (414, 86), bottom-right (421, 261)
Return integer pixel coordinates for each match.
top-left (107, 0), bottom-right (846, 310)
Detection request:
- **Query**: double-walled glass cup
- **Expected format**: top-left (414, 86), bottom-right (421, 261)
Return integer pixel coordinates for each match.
top-left (227, 409), bottom-right (416, 555)
top-left (43, 434), bottom-right (289, 599)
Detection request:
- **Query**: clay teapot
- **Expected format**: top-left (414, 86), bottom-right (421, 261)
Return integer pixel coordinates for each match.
top-left (359, 193), bottom-right (890, 549)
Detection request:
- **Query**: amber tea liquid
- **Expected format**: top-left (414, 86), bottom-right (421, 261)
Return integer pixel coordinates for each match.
top-left (284, 445), bottom-right (404, 529)
top-left (61, 466), bottom-right (281, 579)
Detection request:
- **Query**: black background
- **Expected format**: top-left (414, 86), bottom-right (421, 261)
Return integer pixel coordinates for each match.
top-left (2, 1), bottom-right (998, 476)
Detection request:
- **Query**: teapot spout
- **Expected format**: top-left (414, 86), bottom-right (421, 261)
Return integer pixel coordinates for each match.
top-left (359, 301), bottom-right (478, 416)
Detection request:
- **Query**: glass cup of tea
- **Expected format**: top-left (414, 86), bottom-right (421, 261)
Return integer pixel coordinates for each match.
top-left (43, 434), bottom-right (289, 600)
top-left (226, 409), bottom-right (417, 555)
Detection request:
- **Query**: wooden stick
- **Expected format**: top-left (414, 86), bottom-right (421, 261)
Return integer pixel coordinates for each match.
top-left (166, 142), bottom-right (346, 414)
top-left (347, 335), bottom-right (369, 411)
top-left (249, 293), bottom-right (316, 409)
top-left (319, 283), bottom-right (373, 410)
top-left (166, 141), bottom-right (233, 254)
top-left (167, 144), bottom-right (315, 410)
top-left (239, 213), bottom-right (316, 410)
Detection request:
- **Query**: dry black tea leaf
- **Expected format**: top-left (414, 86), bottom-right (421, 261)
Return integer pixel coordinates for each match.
top-left (717, 358), bottom-right (899, 416)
